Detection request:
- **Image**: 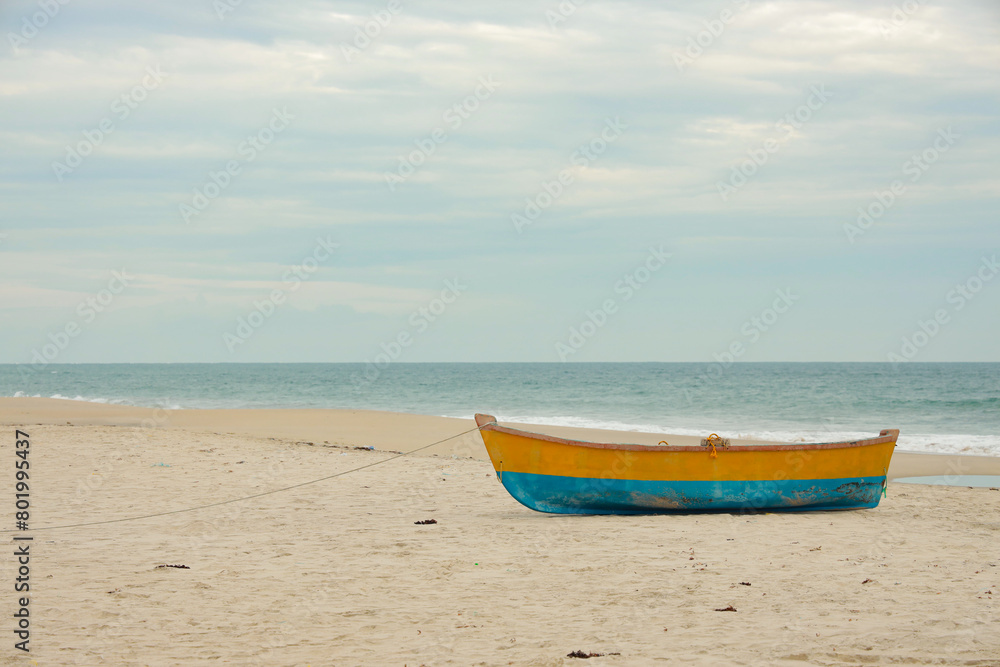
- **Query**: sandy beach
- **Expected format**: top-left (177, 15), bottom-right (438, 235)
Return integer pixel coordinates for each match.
top-left (2, 397), bottom-right (998, 665)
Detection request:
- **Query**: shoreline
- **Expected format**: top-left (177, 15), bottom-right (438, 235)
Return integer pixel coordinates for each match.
top-left (3, 397), bottom-right (1000, 480)
top-left (5, 386), bottom-right (998, 455)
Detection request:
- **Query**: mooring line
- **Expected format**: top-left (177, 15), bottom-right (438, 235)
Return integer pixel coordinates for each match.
top-left (2, 426), bottom-right (482, 533)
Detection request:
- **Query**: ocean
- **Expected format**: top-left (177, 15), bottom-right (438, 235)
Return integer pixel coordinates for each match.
top-left (2, 362), bottom-right (998, 456)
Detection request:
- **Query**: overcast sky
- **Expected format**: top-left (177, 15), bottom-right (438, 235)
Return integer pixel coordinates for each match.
top-left (1, 0), bottom-right (998, 363)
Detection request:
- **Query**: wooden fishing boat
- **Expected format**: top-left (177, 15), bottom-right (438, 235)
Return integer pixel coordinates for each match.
top-left (475, 414), bottom-right (897, 514)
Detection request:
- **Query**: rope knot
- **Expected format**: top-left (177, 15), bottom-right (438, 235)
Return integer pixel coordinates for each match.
top-left (702, 433), bottom-right (728, 458)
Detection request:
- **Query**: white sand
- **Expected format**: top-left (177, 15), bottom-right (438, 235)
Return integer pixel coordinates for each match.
top-left (1, 399), bottom-right (998, 665)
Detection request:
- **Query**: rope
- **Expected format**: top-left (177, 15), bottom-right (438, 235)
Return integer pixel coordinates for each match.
top-left (2, 425), bottom-right (482, 534)
top-left (705, 433), bottom-right (723, 459)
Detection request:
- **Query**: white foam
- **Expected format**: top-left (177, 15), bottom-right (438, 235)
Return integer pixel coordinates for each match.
top-left (734, 429), bottom-right (1000, 457)
top-left (4, 393), bottom-right (180, 409)
top-left (50, 393), bottom-right (136, 406)
top-left (488, 414), bottom-right (672, 435)
top-left (449, 414), bottom-right (1000, 457)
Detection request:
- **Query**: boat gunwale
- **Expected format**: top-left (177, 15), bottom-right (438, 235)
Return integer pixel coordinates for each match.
top-left (474, 414), bottom-right (898, 453)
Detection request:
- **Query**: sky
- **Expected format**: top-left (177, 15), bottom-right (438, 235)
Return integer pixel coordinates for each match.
top-left (1, 0), bottom-right (998, 364)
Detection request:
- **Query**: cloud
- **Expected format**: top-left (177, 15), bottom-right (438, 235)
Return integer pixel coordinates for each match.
top-left (0, 0), bottom-right (997, 362)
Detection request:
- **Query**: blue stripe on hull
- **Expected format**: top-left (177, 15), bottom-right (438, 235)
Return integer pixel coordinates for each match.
top-left (499, 472), bottom-right (886, 514)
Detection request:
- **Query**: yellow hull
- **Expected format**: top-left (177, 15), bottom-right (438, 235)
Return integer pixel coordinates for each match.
top-left (475, 414), bottom-right (897, 514)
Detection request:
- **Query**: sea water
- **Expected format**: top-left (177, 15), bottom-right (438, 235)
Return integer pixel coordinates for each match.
top-left (1, 362), bottom-right (997, 456)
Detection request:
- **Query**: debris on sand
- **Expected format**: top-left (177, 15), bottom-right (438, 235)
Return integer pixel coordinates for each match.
top-left (714, 605), bottom-right (737, 612)
top-left (155, 564), bottom-right (190, 569)
top-left (414, 519), bottom-right (438, 525)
